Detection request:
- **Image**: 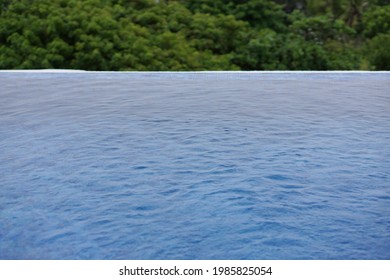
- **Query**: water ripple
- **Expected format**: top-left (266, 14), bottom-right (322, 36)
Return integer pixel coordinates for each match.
top-left (0, 72), bottom-right (389, 259)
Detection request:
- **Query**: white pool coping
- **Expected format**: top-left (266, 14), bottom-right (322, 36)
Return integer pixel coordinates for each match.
top-left (0, 70), bottom-right (388, 74)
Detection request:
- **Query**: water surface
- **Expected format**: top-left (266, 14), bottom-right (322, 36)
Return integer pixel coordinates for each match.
top-left (1, 72), bottom-right (389, 259)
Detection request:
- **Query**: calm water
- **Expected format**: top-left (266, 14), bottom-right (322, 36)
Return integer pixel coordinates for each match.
top-left (0, 72), bottom-right (389, 259)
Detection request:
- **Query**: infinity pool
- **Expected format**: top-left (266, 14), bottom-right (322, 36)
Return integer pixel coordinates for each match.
top-left (0, 72), bottom-right (389, 259)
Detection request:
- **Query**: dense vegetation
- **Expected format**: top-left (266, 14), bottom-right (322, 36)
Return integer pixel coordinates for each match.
top-left (0, 0), bottom-right (389, 70)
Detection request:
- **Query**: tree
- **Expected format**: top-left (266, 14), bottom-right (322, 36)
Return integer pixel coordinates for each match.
top-left (362, 5), bottom-right (390, 38)
top-left (362, 5), bottom-right (390, 70)
top-left (365, 33), bottom-right (390, 70)
top-left (0, 0), bottom-right (386, 70)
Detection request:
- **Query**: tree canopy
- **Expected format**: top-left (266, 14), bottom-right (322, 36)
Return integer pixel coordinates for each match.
top-left (0, 0), bottom-right (389, 70)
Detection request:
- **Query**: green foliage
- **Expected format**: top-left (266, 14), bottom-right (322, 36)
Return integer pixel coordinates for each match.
top-left (0, 0), bottom-right (11, 12)
top-left (181, 0), bottom-right (287, 30)
top-left (179, 0), bottom-right (231, 15)
top-left (233, 29), bottom-right (281, 70)
top-left (362, 5), bottom-right (390, 38)
top-left (291, 14), bottom-right (355, 42)
top-left (360, 5), bottom-right (390, 70)
top-left (188, 13), bottom-right (249, 55)
top-left (232, 0), bottom-right (287, 30)
top-left (0, 0), bottom-right (388, 70)
top-left (365, 33), bottom-right (390, 70)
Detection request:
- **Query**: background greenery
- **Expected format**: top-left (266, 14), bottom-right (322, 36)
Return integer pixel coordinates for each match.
top-left (0, 0), bottom-right (389, 70)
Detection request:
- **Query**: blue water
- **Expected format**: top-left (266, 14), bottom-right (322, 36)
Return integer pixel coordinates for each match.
top-left (1, 72), bottom-right (389, 259)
